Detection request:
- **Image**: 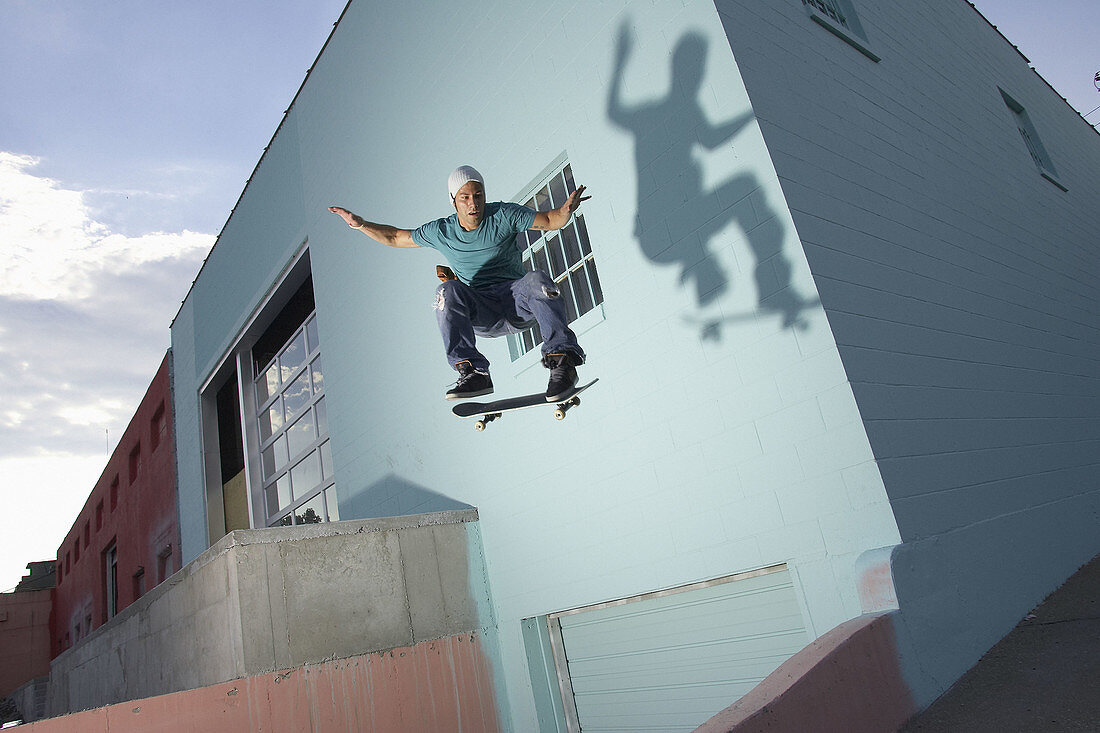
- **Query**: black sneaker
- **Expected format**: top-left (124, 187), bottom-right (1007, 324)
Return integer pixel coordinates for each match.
top-left (446, 361), bottom-right (493, 400)
top-left (543, 352), bottom-right (578, 402)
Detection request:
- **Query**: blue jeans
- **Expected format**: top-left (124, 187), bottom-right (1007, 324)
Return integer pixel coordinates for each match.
top-left (435, 270), bottom-right (585, 372)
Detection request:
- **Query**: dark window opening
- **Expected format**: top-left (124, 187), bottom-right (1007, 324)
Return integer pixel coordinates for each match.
top-left (252, 279), bottom-right (315, 377)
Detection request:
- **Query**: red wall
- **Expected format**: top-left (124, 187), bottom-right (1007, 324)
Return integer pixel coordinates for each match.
top-left (51, 353), bottom-right (180, 658)
top-left (0, 589), bottom-right (53, 698)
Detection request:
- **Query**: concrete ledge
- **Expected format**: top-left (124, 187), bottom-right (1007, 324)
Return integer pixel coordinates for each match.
top-left (46, 510), bottom-right (490, 717)
top-left (695, 611), bottom-right (916, 733)
top-left (208, 508), bottom-right (481, 553)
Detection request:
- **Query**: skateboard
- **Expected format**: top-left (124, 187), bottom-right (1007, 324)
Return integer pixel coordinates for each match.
top-left (452, 379), bottom-right (599, 431)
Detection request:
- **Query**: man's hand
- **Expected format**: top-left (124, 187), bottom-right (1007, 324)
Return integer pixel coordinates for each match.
top-left (532, 185), bottom-right (591, 231)
top-left (329, 206), bottom-right (364, 228)
top-left (562, 185), bottom-right (590, 217)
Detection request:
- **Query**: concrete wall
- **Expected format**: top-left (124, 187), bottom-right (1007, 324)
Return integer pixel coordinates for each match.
top-left (713, 0), bottom-right (1100, 707)
top-left (4, 676), bottom-right (49, 725)
top-left (25, 636), bottom-right (498, 733)
top-left (46, 510), bottom-right (491, 717)
top-left (168, 0), bottom-right (909, 728)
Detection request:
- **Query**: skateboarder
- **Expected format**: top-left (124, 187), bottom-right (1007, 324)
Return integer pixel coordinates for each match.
top-left (329, 165), bottom-right (589, 401)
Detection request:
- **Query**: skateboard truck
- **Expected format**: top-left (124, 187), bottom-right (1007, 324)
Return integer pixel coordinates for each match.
top-left (474, 413), bottom-right (502, 432)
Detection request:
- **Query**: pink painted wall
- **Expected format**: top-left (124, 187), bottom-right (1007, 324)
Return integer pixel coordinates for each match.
top-left (22, 633), bottom-right (498, 732)
top-left (695, 611), bottom-right (916, 733)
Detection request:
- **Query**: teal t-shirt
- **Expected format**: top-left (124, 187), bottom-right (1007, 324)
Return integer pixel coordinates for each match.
top-left (411, 202), bottom-right (536, 288)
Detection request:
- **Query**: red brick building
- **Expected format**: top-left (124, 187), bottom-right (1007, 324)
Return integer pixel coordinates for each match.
top-left (51, 353), bottom-right (180, 657)
top-left (0, 563), bottom-right (55, 714)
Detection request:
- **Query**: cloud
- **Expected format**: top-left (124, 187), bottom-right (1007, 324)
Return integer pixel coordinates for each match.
top-left (0, 151), bottom-right (213, 586)
top-left (0, 152), bottom-right (212, 300)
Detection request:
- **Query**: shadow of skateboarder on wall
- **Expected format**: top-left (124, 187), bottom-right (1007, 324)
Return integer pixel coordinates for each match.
top-left (608, 23), bottom-right (818, 340)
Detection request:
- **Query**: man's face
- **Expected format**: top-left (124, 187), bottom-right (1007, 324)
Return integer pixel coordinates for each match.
top-left (453, 181), bottom-right (485, 230)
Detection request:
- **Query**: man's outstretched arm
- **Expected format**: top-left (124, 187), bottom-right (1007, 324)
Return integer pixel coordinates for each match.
top-left (328, 206), bottom-right (419, 248)
top-left (531, 186), bottom-right (590, 231)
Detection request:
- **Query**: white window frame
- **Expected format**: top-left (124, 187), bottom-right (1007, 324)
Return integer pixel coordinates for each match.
top-left (251, 311), bottom-right (336, 527)
top-left (801, 0), bottom-right (880, 62)
top-left (999, 88), bottom-right (1067, 191)
top-left (507, 155), bottom-right (605, 363)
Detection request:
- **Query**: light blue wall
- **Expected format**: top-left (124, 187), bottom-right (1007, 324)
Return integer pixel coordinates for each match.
top-left (714, 0), bottom-right (1100, 707)
top-left (171, 0), bottom-right (910, 729)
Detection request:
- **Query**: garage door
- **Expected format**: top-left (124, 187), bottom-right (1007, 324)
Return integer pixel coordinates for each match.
top-left (548, 565), bottom-right (808, 732)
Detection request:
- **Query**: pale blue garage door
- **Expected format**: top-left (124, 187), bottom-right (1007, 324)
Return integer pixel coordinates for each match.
top-left (551, 566), bottom-right (809, 732)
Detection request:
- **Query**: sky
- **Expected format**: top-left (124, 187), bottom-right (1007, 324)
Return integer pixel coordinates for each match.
top-left (0, 0), bottom-right (1097, 591)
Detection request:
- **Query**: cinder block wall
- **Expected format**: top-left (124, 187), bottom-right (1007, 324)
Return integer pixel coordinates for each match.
top-left (714, 0), bottom-right (1100, 705)
top-left (45, 511), bottom-right (490, 717)
top-left (170, 0), bottom-right (910, 728)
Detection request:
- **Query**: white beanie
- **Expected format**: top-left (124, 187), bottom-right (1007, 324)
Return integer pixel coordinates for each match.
top-left (447, 165), bottom-right (484, 200)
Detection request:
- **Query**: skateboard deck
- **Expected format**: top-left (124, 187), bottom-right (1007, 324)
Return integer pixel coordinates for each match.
top-left (452, 379), bottom-right (598, 431)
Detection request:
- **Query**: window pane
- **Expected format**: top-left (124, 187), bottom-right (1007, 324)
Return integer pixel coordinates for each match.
top-left (559, 276), bottom-right (577, 322)
top-left (577, 215), bottom-right (591, 257)
top-left (257, 362), bottom-right (279, 403)
top-left (572, 266), bottom-right (594, 317)
top-left (547, 235), bottom-right (566, 277)
top-left (535, 185), bottom-right (551, 211)
top-left (286, 410), bottom-right (317, 459)
top-left (561, 224), bottom-right (581, 267)
top-left (522, 329), bottom-right (534, 352)
top-left (305, 316), bottom-right (319, 354)
top-left (549, 172), bottom-right (567, 208)
top-left (279, 331), bottom-right (307, 381)
top-left (283, 369), bottom-right (311, 419)
top-left (531, 320), bottom-right (543, 349)
top-left (524, 197), bottom-right (535, 210)
top-left (266, 476), bottom-right (291, 515)
top-left (522, 254), bottom-right (533, 273)
top-left (310, 356), bottom-right (324, 394)
top-left (320, 440), bottom-right (333, 480)
top-left (295, 494), bottom-right (325, 525)
top-left (586, 259), bottom-right (604, 306)
top-left (315, 397), bottom-right (328, 436)
top-left (261, 445), bottom-right (274, 478)
top-left (563, 164), bottom-right (575, 193)
top-left (533, 246), bottom-right (550, 275)
top-left (274, 513), bottom-right (293, 527)
top-left (259, 400), bottom-right (283, 441)
top-left (290, 452), bottom-right (322, 500)
top-left (324, 488), bottom-right (340, 522)
top-left (262, 435), bottom-right (289, 479)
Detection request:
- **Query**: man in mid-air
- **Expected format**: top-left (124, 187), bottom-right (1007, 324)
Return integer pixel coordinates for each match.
top-left (329, 165), bottom-right (588, 401)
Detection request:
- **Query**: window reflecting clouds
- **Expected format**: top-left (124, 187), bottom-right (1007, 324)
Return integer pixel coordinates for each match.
top-left (253, 313), bottom-right (336, 527)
